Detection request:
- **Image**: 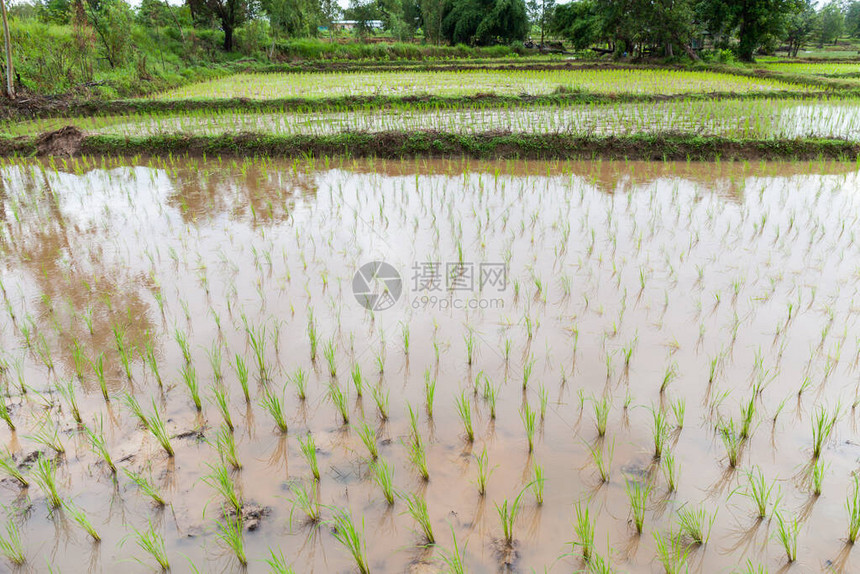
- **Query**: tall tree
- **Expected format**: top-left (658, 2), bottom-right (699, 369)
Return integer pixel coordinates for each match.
top-left (441, 0), bottom-right (529, 45)
top-left (188, 0), bottom-right (254, 50)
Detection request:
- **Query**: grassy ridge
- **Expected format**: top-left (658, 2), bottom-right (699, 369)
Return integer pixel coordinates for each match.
top-left (10, 130), bottom-right (860, 161)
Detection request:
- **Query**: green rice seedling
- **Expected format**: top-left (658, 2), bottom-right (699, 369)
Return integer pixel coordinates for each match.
top-left (266, 547), bottom-right (295, 573)
top-left (522, 358), bottom-right (534, 390)
top-left (588, 440), bottom-right (613, 483)
top-left (593, 395), bottom-right (610, 437)
top-left (407, 435), bottom-right (430, 481)
top-left (846, 475), bottom-right (860, 543)
top-left (233, 354), bottom-right (250, 403)
top-left (328, 507), bottom-right (370, 574)
top-left (456, 391), bottom-right (474, 442)
top-left (740, 395), bottom-right (756, 440)
top-left (124, 468), bottom-right (166, 506)
top-left (260, 385), bottom-right (288, 433)
top-left (654, 529), bottom-right (689, 574)
top-left (207, 343), bottom-right (223, 382)
top-left (63, 501), bottom-right (100, 541)
top-left (323, 339), bottom-right (337, 377)
top-left (56, 380), bottom-right (81, 425)
top-left (573, 501), bottom-right (595, 562)
top-left (91, 352), bottom-right (109, 402)
top-left (811, 405), bottom-right (838, 459)
top-left (677, 506), bottom-right (714, 544)
top-left (496, 486), bottom-right (529, 546)
top-left (350, 364), bottom-right (364, 397)
top-left (475, 446), bottom-right (491, 496)
top-left (32, 456), bottom-right (62, 509)
top-left (307, 312), bottom-right (319, 361)
top-left (719, 419), bottom-right (743, 468)
top-left (216, 515), bottom-right (247, 566)
top-left (181, 365), bottom-right (202, 412)
top-left (123, 393), bottom-right (148, 428)
top-left (742, 467), bottom-right (779, 519)
top-left (84, 421), bottom-right (116, 474)
top-left (538, 384), bottom-right (548, 420)
top-left (203, 462), bottom-right (242, 514)
top-left (484, 379), bottom-right (498, 420)
top-left (211, 386), bottom-right (233, 431)
top-left (660, 363), bottom-right (677, 393)
top-left (28, 419), bottom-right (65, 455)
top-left (0, 518), bottom-right (25, 565)
top-left (0, 450), bottom-right (27, 487)
top-left (328, 381), bottom-right (351, 424)
top-left (401, 323), bottom-right (410, 355)
top-left (355, 421), bottom-right (379, 460)
top-left (407, 403), bottom-right (420, 445)
top-left (215, 425), bottom-right (241, 470)
top-left (403, 492), bottom-right (434, 543)
top-left (372, 385), bottom-right (389, 420)
top-left (144, 340), bottom-right (162, 387)
top-left (671, 398), bottom-right (685, 430)
top-left (438, 525), bottom-right (467, 574)
top-left (113, 323), bottom-right (133, 380)
top-left (464, 331), bottom-right (476, 365)
top-left (291, 367), bottom-right (308, 401)
top-left (147, 401), bottom-right (174, 457)
top-left (811, 459), bottom-right (824, 496)
top-left (531, 463), bottom-right (545, 505)
top-left (0, 400), bottom-right (13, 431)
top-left (626, 480), bottom-right (651, 534)
top-left (652, 408), bottom-right (669, 459)
top-left (773, 511), bottom-right (798, 562)
top-left (129, 521), bottom-right (169, 571)
top-left (299, 433), bottom-right (320, 481)
top-left (247, 323), bottom-right (269, 380)
top-left (375, 350), bottom-right (385, 374)
top-left (522, 402), bottom-right (536, 452)
top-left (174, 328), bottom-right (192, 364)
top-left (371, 458), bottom-right (395, 505)
top-left (424, 370), bottom-right (436, 418)
top-left (71, 339), bottom-right (86, 381)
top-left (289, 480), bottom-right (322, 524)
top-left (663, 450), bottom-right (678, 492)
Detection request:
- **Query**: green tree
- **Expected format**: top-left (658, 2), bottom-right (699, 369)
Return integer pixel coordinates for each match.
top-left (187, 0), bottom-right (255, 50)
top-left (817, 0), bottom-right (844, 46)
top-left (698, 0), bottom-right (801, 61)
top-left (785, 0), bottom-right (816, 56)
top-left (550, 0), bottom-right (601, 50)
top-left (846, 1), bottom-right (860, 37)
top-left (441, 0), bottom-right (529, 45)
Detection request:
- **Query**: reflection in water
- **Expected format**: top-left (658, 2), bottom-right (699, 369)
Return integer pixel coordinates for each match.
top-left (0, 156), bottom-right (859, 573)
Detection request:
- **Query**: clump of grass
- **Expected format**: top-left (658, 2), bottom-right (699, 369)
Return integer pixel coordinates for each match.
top-left (652, 408), bottom-right (669, 459)
top-left (455, 391), bottom-right (474, 442)
top-left (588, 440), bottom-right (613, 483)
top-left (289, 481), bottom-right (321, 524)
top-left (299, 433), bottom-right (320, 481)
top-left (323, 339), bottom-right (337, 377)
top-left (654, 529), bottom-right (689, 574)
top-left (350, 364), bottom-right (364, 397)
top-left (774, 511), bottom-right (798, 562)
top-left (372, 385), bottom-right (389, 420)
top-left (216, 515), bottom-right (247, 566)
top-left (475, 447), bottom-right (491, 496)
top-left (84, 421), bottom-right (116, 474)
top-left (742, 466), bottom-right (779, 519)
top-left (124, 393), bottom-right (149, 429)
top-left (407, 434), bottom-right (430, 482)
top-left (0, 450), bottom-right (28, 487)
top-left (91, 352), bottom-right (109, 402)
top-left (28, 418), bottom-right (65, 455)
top-left (291, 367), bottom-right (308, 401)
top-left (719, 419), bottom-right (743, 468)
top-left (127, 521), bottom-right (169, 571)
top-left (328, 507), bottom-right (370, 574)
top-left (496, 487), bottom-right (528, 546)
top-left (266, 547), bottom-right (296, 573)
top-left (593, 395), bottom-right (610, 437)
top-left (0, 400), bottom-right (14, 431)
top-left (403, 492), bottom-right (434, 543)
top-left (203, 462), bottom-right (242, 515)
top-left (56, 380), bottom-right (81, 425)
top-left (330, 383), bottom-right (350, 425)
top-left (424, 370), bottom-right (436, 418)
top-left (522, 402), bottom-right (536, 452)
top-left (677, 506), bottom-right (714, 544)
top-left (811, 459), bottom-right (824, 496)
top-left (531, 463), bottom-right (545, 505)
top-left (438, 525), bottom-right (467, 573)
top-left (233, 354), bottom-right (250, 403)
top-left (0, 518), bottom-right (25, 566)
top-left (371, 458), bottom-right (395, 505)
top-left (573, 501), bottom-right (595, 562)
top-left (124, 468), bottom-right (166, 506)
top-left (626, 480), bottom-right (651, 534)
top-left (811, 405), bottom-right (838, 459)
top-left (355, 421), bottom-right (379, 460)
top-left (147, 401), bottom-right (174, 457)
top-left (211, 386), bottom-right (233, 431)
top-left (261, 385), bottom-right (288, 433)
top-left (32, 456), bottom-right (62, 509)
top-left (63, 501), bottom-right (100, 541)
top-left (671, 398), bottom-right (685, 430)
top-left (846, 475), bottom-right (860, 543)
top-left (181, 365), bottom-right (202, 412)
top-left (663, 450), bottom-right (678, 492)
top-left (214, 425), bottom-right (241, 470)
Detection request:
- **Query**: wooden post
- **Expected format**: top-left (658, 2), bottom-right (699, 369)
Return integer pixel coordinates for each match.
top-left (0, 0), bottom-right (13, 99)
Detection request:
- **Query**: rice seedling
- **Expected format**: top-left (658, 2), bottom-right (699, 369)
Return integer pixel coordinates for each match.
top-left (677, 506), bottom-right (714, 544)
top-left (289, 481), bottom-right (321, 524)
top-left (127, 521), bottom-right (169, 571)
top-left (811, 405), bottom-right (838, 459)
top-left (215, 425), bottom-right (242, 469)
top-left (84, 421), bottom-right (116, 474)
top-left (371, 457), bottom-right (395, 505)
top-left (438, 525), bottom-right (468, 574)
top-left (144, 340), bottom-right (162, 387)
top-left (203, 462), bottom-right (242, 514)
top-left (593, 395), bottom-right (610, 437)
top-left (406, 434), bottom-right (430, 482)
top-left (174, 328), bottom-right (192, 364)
top-left (464, 331), bottom-right (476, 365)
top-left (495, 486), bottom-right (529, 546)
top-left (456, 391), bottom-right (474, 442)
top-left (0, 399), bottom-right (13, 431)
top-left (847, 475), bottom-right (860, 543)
top-left (773, 511), bottom-right (799, 562)
top-left (522, 402), bottom-right (536, 452)
top-left (531, 463), bottom-right (545, 505)
top-left (124, 468), bottom-right (167, 506)
top-left (247, 322), bottom-right (269, 380)
top-left (654, 528), bottom-right (689, 574)
top-left (424, 370), bottom-right (436, 418)
top-left (402, 491), bottom-right (434, 543)
top-left (741, 466), bottom-right (779, 519)
top-left (663, 450), bottom-right (678, 492)
top-left (63, 500), bottom-right (101, 541)
top-left (652, 408), bottom-right (669, 459)
top-left (660, 363), bottom-right (677, 393)
top-left (671, 398), bottom-right (685, 430)
top-left (372, 385), bottom-right (389, 420)
top-left (123, 392), bottom-right (149, 428)
top-left (181, 364), bottom-right (202, 412)
top-left (291, 367), bottom-right (308, 401)
top-left (211, 386), bottom-right (233, 430)
top-left (234, 354), bottom-right (250, 402)
top-left (350, 363), bottom-right (364, 398)
top-left (573, 501), bottom-right (595, 562)
top-left (587, 440), bottom-right (613, 483)
top-left (260, 385), bottom-right (288, 433)
top-left (739, 395), bottom-right (756, 439)
top-left (522, 358), bottom-right (534, 390)
top-left (299, 433), bottom-right (320, 481)
top-left (266, 547), bottom-right (295, 573)
top-left (216, 515), bottom-right (247, 566)
top-left (0, 450), bottom-right (28, 487)
top-left (719, 419), bottom-right (743, 468)
top-left (475, 446), bottom-right (491, 496)
top-left (28, 419), bottom-right (65, 455)
top-left (55, 380), bottom-right (81, 425)
top-left (91, 352), bottom-right (109, 402)
top-left (32, 455), bottom-right (63, 509)
top-left (327, 507), bottom-right (370, 574)
top-left (323, 338), bottom-right (337, 377)
top-left (330, 382), bottom-right (350, 424)
top-left (811, 459), bottom-right (824, 496)
top-left (355, 420), bottom-right (379, 460)
top-left (113, 323), bottom-right (134, 380)
top-left (626, 480), bottom-right (651, 534)
top-left (0, 518), bottom-right (25, 565)
top-left (147, 400), bottom-right (174, 457)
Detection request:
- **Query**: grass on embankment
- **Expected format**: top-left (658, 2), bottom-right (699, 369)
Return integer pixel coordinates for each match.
top-left (10, 130), bottom-right (860, 161)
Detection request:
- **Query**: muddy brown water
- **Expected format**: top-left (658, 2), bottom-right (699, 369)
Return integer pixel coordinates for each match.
top-left (1, 157), bottom-right (860, 573)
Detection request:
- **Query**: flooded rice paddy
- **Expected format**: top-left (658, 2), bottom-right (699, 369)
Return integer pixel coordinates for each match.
top-left (2, 157), bottom-right (860, 573)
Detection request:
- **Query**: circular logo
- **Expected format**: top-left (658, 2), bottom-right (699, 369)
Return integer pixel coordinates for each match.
top-left (352, 261), bottom-right (402, 311)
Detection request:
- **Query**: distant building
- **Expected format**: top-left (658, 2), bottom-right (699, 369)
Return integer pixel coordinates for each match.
top-left (332, 20), bottom-right (384, 31)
